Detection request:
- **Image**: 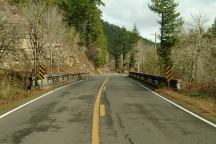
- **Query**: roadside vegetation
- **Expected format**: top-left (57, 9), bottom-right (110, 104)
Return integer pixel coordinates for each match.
top-left (0, 0), bottom-right (215, 121)
top-left (0, 0), bottom-right (106, 104)
top-left (142, 0), bottom-right (216, 119)
top-left (145, 0), bottom-right (216, 97)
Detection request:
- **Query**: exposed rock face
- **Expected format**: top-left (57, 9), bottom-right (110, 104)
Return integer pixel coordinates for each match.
top-left (0, 1), bottom-right (95, 74)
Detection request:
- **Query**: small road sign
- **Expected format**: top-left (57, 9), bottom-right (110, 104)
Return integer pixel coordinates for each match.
top-left (39, 64), bottom-right (45, 80)
top-left (166, 66), bottom-right (172, 82)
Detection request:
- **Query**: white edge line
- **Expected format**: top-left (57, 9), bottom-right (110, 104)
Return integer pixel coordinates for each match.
top-left (129, 78), bottom-right (216, 128)
top-left (0, 80), bottom-right (83, 120)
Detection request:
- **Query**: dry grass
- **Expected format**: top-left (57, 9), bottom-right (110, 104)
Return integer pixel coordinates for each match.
top-left (181, 81), bottom-right (216, 97)
top-left (0, 84), bottom-right (50, 115)
top-left (157, 88), bottom-right (216, 123)
top-left (0, 79), bottom-right (78, 115)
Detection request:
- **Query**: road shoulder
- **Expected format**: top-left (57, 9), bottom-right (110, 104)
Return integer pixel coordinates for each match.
top-left (129, 77), bottom-right (216, 127)
top-left (0, 80), bottom-right (84, 117)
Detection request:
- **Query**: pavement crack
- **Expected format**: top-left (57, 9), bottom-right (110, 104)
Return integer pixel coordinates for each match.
top-left (125, 134), bottom-right (135, 144)
top-left (128, 137), bottom-right (135, 144)
top-left (116, 113), bottom-right (125, 128)
top-left (100, 91), bottom-right (118, 138)
top-left (4, 102), bottom-right (59, 144)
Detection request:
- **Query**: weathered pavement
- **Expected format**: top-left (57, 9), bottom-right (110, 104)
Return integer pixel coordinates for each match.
top-left (0, 75), bottom-right (216, 144)
top-left (0, 76), bottom-right (106, 144)
top-left (100, 76), bottom-right (216, 144)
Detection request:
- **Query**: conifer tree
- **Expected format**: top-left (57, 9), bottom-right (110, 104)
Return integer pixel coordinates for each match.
top-left (209, 18), bottom-right (216, 37)
top-left (58, 0), bottom-right (108, 67)
top-left (130, 25), bottom-right (140, 67)
top-left (131, 25), bottom-right (140, 44)
top-left (149, 0), bottom-right (183, 68)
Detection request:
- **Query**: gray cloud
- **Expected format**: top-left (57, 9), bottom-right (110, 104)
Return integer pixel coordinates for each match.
top-left (100, 0), bottom-right (216, 41)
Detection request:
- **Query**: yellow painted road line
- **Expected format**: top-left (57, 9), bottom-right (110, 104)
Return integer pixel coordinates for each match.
top-left (92, 77), bottom-right (109, 144)
top-left (100, 104), bottom-right (106, 117)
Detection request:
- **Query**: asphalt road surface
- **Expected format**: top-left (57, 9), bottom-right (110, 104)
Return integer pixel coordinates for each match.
top-left (0, 75), bottom-right (216, 144)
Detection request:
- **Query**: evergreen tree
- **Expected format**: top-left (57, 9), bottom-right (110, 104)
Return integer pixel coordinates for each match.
top-left (130, 25), bottom-right (140, 67)
top-left (103, 22), bottom-right (123, 56)
top-left (11, 0), bottom-right (57, 5)
top-left (103, 22), bottom-right (142, 71)
top-left (57, 0), bottom-right (107, 67)
top-left (103, 22), bottom-right (142, 57)
top-left (209, 18), bottom-right (216, 37)
top-left (131, 24), bottom-right (140, 45)
top-left (149, 0), bottom-right (183, 68)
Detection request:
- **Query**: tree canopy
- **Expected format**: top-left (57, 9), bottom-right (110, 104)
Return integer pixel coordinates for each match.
top-left (149, 0), bottom-right (183, 68)
top-left (11, 0), bottom-right (108, 67)
top-left (103, 21), bottom-right (145, 57)
top-left (209, 18), bottom-right (216, 37)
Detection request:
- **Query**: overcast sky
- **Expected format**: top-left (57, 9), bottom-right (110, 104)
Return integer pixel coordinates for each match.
top-left (100, 0), bottom-right (216, 41)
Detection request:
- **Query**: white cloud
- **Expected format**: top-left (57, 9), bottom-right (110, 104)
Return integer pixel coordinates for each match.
top-left (100, 0), bottom-right (216, 41)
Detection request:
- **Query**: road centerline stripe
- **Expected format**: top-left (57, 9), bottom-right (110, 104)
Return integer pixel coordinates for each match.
top-left (100, 104), bottom-right (106, 117)
top-left (92, 77), bottom-right (109, 144)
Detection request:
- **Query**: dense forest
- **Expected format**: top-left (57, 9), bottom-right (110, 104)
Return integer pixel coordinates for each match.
top-left (103, 21), bottom-right (154, 72)
top-left (103, 21), bottom-right (154, 54)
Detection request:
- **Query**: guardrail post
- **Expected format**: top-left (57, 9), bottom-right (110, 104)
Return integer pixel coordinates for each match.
top-left (176, 80), bottom-right (181, 90)
top-left (152, 77), bottom-right (155, 84)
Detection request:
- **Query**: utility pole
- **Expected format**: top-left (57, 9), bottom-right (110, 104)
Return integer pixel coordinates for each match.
top-left (151, 32), bottom-right (158, 59)
top-left (50, 46), bottom-right (53, 75)
top-left (151, 32), bottom-right (159, 74)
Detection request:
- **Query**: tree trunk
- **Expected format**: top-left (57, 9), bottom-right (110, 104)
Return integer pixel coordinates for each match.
top-left (123, 52), bottom-right (129, 72)
top-left (115, 54), bottom-right (123, 72)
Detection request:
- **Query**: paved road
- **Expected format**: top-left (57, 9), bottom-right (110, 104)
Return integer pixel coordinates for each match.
top-left (0, 75), bottom-right (216, 144)
top-left (0, 76), bottom-right (105, 144)
top-left (100, 76), bottom-right (216, 144)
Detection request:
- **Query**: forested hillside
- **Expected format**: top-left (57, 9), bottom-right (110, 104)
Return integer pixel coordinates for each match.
top-left (0, 0), bottom-right (109, 99)
top-left (57, 0), bottom-right (108, 67)
top-left (103, 21), bottom-right (154, 72)
top-left (1, 0), bottom-right (155, 74)
top-left (10, 0), bottom-right (108, 68)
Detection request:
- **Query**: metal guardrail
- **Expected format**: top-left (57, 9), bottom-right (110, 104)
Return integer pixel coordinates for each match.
top-left (29, 73), bottom-right (89, 89)
top-left (129, 72), bottom-right (181, 90)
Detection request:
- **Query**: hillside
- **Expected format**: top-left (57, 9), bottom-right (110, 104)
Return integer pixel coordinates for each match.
top-left (0, 0), bottom-right (96, 74)
top-left (103, 21), bottom-right (155, 72)
top-left (103, 21), bottom-right (154, 51)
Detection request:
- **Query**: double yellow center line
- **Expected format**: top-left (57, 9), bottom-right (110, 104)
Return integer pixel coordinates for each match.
top-left (92, 77), bottom-right (109, 144)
